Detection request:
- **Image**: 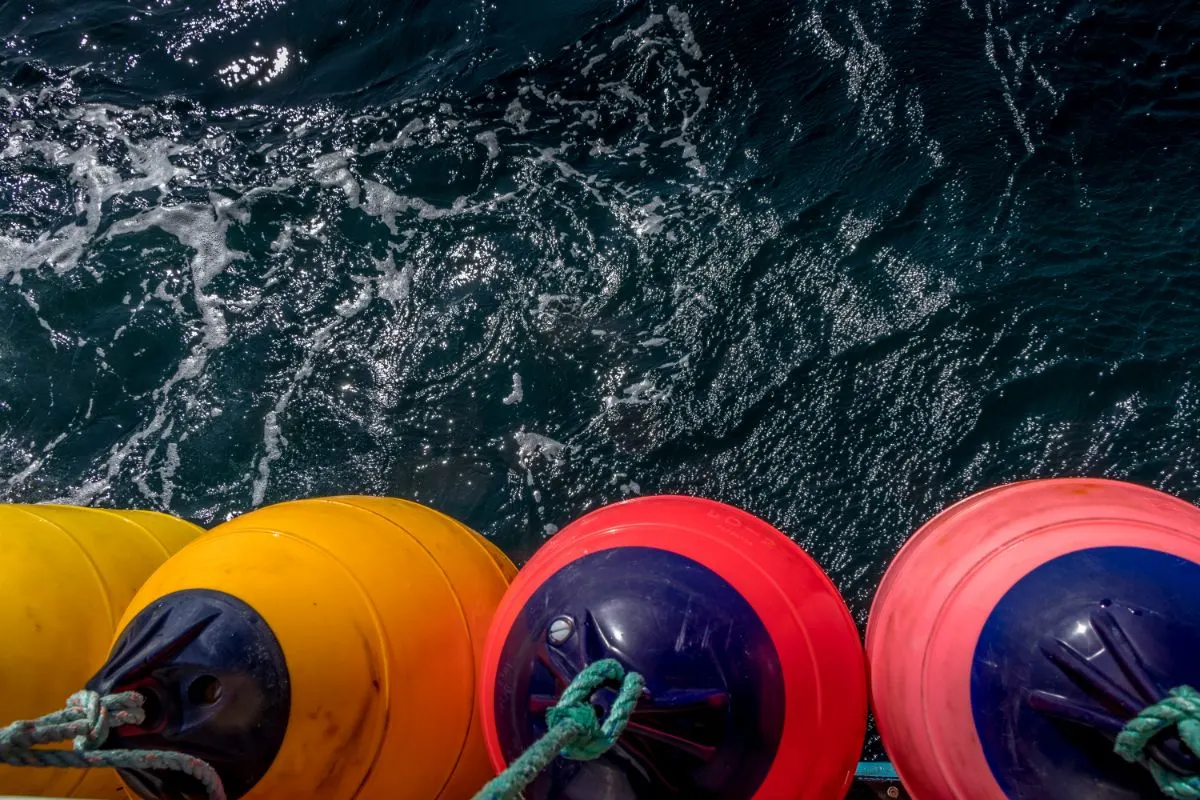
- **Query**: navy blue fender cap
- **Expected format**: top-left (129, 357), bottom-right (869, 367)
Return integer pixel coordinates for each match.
top-left (87, 589), bottom-right (290, 800)
top-left (972, 547), bottom-right (1200, 800)
top-left (490, 547), bottom-right (785, 799)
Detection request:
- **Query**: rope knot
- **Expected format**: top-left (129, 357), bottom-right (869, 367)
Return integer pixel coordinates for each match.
top-left (69, 690), bottom-right (108, 751)
top-left (546, 703), bottom-right (608, 760)
top-left (64, 690), bottom-right (142, 752)
top-left (1117, 685), bottom-right (1200, 799)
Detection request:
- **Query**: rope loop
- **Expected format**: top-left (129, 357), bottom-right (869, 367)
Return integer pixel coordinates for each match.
top-left (473, 658), bottom-right (646, 800)
top-left (0, 690), bottom-right (226, 800)
top-left (546, 658), bottom-right (645, 761)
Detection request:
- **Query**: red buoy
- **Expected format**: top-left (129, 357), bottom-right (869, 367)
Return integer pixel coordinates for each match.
top-left (480, 495), bottom-right (866, 799)
top-left (867, 478), bottom-right (1200, 800)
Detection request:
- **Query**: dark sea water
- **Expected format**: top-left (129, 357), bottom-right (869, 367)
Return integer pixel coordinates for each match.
top-left (3, 0), bottom-right (1200, 635)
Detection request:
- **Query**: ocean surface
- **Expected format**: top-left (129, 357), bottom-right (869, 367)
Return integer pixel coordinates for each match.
top-left (3, 0), bottom-right (1200, 633)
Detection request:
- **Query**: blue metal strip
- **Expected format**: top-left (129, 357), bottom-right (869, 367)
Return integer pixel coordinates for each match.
top-left (855, 761), bottom-right (900, 780)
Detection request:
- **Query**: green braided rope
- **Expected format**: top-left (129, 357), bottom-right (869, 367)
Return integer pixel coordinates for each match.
top-left (474, 659), bottom-right (645, 800)
top-left (0, 690), bottom-right (227, 800)
top-left (1116, 685), bottom-right (1200, 799)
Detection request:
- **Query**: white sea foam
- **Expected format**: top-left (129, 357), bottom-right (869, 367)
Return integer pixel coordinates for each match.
top-left (475, 130), bottom-right (501, 160)
top-left (667, 7), bottom-right (702, 59)
top-left (504, 99), bottom-right (531, 132)
top-left (311, 151), bottom-right (361, 206)
top-left (366, 117), bottom-right (426, 154)
top-left (361, 179), bottom-right (463, 233)
top-left (502, 373), bottom-right (524, 405)
top-left (373, 249), bottom-right (412, 305)
top-left (612, 14), bottom-right (663, 50)
top-left (335, 282), bottom-right (374, 318)
top-left (515, 431), bottom-right (569, 464)
top-left (581, 54), bottom-right (607, 76)
top-left (0, 124), bottom-right (191, 279)
top-left (106, 196), bottom-right (247, 348)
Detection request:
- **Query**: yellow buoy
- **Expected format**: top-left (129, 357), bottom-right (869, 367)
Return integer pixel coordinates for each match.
top-left (87, 496), bottom-right (516, 800)
top-left (0, 504), bottom-right (202, 799)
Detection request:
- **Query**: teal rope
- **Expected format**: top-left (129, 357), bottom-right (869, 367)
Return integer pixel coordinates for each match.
top-left (0, 690), bottom-right (226, 800)
top-left (1116, 685), bottom-right (1200, 799)
top-left (474, 659), bottom-right (645, 800)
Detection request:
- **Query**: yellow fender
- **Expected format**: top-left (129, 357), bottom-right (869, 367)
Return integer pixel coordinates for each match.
top-left (0, 505), bottom-right (202, 798)
top-left (109, 496), bottom-right (516, 800)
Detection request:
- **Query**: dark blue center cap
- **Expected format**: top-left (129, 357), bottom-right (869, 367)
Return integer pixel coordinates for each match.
top-left (86, 589), bottom-right (290, 800)
top-left (493, 546), bottom-right (784, 800)
top-left (971, 546), bottom-right (1200, 800)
